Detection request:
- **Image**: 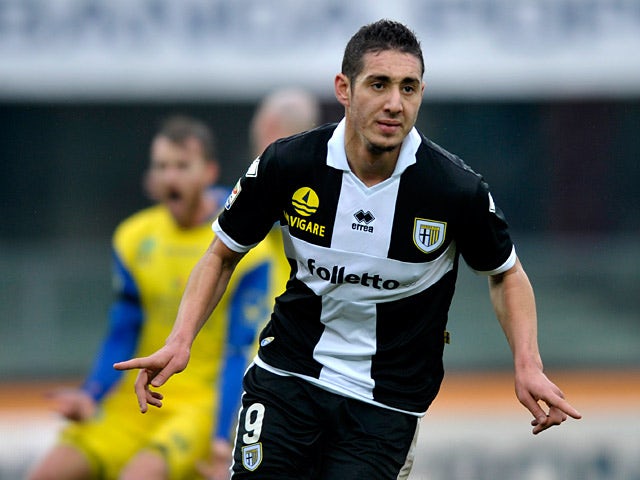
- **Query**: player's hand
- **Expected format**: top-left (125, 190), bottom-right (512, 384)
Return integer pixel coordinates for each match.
top-left (113, 342), bottom-right (190, 413)
top-left (196, 438), bottom-right (233, 480)
top-left (514, 366), bottom-right (582, 435)
top-left (46, 388), bottom-right (96, 421)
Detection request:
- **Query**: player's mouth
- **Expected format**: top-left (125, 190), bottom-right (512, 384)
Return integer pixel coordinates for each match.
top-left (165, 189), bottom-right (183, 205)
top-left (377, 120), bottom-right (402, 135)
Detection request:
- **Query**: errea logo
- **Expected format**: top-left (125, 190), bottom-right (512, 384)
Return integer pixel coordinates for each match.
top-left (352, 209), bottom-right (375, 233)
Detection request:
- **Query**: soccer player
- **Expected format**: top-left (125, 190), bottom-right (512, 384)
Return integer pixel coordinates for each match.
top-left (27, 115), bottom-right (284, 480)
top-left (115, 20), bottom-right (582, 479)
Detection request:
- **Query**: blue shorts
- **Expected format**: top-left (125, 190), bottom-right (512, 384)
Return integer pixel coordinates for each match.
top-left (231, 364), bottom-right (419, 479)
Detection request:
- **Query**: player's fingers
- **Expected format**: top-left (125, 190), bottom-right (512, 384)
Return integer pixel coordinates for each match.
top-left (149, 357), bottom-right (186, 387)
top-left (550, 397), bottom-right (582, 419)
top-left (150, 390), bottom-right (164, 401)
top-left (532, 409), bottom-right (563, 435)
top-left (133, 369), bottom-right (151, 413)
top-left (149, 368), bottom-right (171, 388)
top-left (113, 356), bottom-right (149, 371)
top-left (545, 383), bottom-right (583, 419)
top-left (518, 392), bottom-right (548, 427)
top-left (145, 388), bottom-right (163, 409)
top-left (548, 405), bottom-right (565, 423)
top-left (531, 401), bottom-right (573, 434)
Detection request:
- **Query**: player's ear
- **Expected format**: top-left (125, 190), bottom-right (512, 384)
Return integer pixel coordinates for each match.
top-left (334, 73), bottom-right (350, 107)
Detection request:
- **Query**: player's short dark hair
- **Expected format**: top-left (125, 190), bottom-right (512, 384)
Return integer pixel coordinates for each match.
top-left (341, 19), bottom-right (424, 82)
top-left (156, 115), bottom-right (217, 162)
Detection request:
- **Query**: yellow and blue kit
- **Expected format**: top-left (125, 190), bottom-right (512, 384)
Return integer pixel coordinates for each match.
top-left (61, 187), bottom-right (288, 479)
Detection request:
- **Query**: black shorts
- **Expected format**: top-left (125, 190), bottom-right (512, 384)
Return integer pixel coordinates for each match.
top-left (230, 364), bottom-right (419, 479)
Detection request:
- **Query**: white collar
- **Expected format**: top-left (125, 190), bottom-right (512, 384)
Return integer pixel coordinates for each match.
top-left (326, 118), bottom-right (421, 177)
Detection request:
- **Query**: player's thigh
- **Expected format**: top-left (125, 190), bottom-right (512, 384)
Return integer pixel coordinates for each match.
top-left (27, 444), bottom-right (92, 480)
top-left (147, 405), bottom-right (213, 480)
top-left (231, 365), bottom-right (323, 479)
top-left (319, 400), bottom-right (420, 480)
top-left (53, 410), bottom-right (146, 479)
top-left (119, 449), bottom-right (168, 480)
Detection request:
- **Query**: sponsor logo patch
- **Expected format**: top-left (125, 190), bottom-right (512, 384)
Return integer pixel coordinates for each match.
top-left (224, 179), bottom-right (242, 210)
top-left (413, 218), bottom-right (447, 254)
top-left (291, 187), bottom-right (319, 217)
top-left (285, 187), bottom-right (326, 237)
top-left (307, 258), bottom-right (400, 290)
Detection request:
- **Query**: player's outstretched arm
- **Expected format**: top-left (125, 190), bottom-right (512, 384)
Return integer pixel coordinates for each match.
top-left (114, 237), bottom-right (244, 413)
top-left (488, 257), bottom-right (582, 434)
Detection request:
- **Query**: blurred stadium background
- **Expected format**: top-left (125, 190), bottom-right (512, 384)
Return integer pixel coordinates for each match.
top-left (1, 1), bottom-right (638, 479)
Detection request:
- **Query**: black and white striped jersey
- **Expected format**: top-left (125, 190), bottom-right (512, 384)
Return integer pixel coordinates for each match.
top-left (214, 119), bottom-right (515, 416)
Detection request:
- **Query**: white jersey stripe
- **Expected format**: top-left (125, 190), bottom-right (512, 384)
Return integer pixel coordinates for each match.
top-left (315, 297), bottom-right (377, 399)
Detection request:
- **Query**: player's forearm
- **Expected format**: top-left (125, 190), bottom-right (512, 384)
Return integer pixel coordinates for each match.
top-left (488, 258), bottom-right (542, 371)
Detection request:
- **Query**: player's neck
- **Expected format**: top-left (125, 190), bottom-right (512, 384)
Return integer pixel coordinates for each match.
top-left (196, 193), bottom-right (219, 225)
top-left (344, 130), bottom-right (400, 187)
top-left (345, 148), bottom-right (398, 187)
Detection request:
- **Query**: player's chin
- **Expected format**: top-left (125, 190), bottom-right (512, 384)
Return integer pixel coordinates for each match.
top-left (367, 138), bottom-right (402, 154)
top-left (368, 129), bottom-right (405, 151)
top-left (166, 203), bottom-right (188, 224)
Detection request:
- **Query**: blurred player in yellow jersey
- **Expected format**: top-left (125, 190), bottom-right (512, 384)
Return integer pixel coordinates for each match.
top-left (28, 115), bottom-right (287, 480)
top-left (196, 87), bottom-right (321, 479)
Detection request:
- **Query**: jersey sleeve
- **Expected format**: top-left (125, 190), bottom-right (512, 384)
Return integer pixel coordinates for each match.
top-left (214, 260), bottom-right (272, 441)
top-left (81, 250), bottom-right (143, 401)
top-left (214, 147), bottom-right (283, 251)
top-left (456, 180), bottom-right (516, 275)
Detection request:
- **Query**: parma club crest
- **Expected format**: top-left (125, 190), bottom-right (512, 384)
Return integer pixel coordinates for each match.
top-left (242, 443), bottom-right (263, 471)
top-left (413, 218), bottom-right (447, 254)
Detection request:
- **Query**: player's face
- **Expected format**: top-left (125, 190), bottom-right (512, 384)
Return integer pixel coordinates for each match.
top-left (337, 49), bottom-right (424, 156)
top-left (148, 136), bottom-right (215, 226)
